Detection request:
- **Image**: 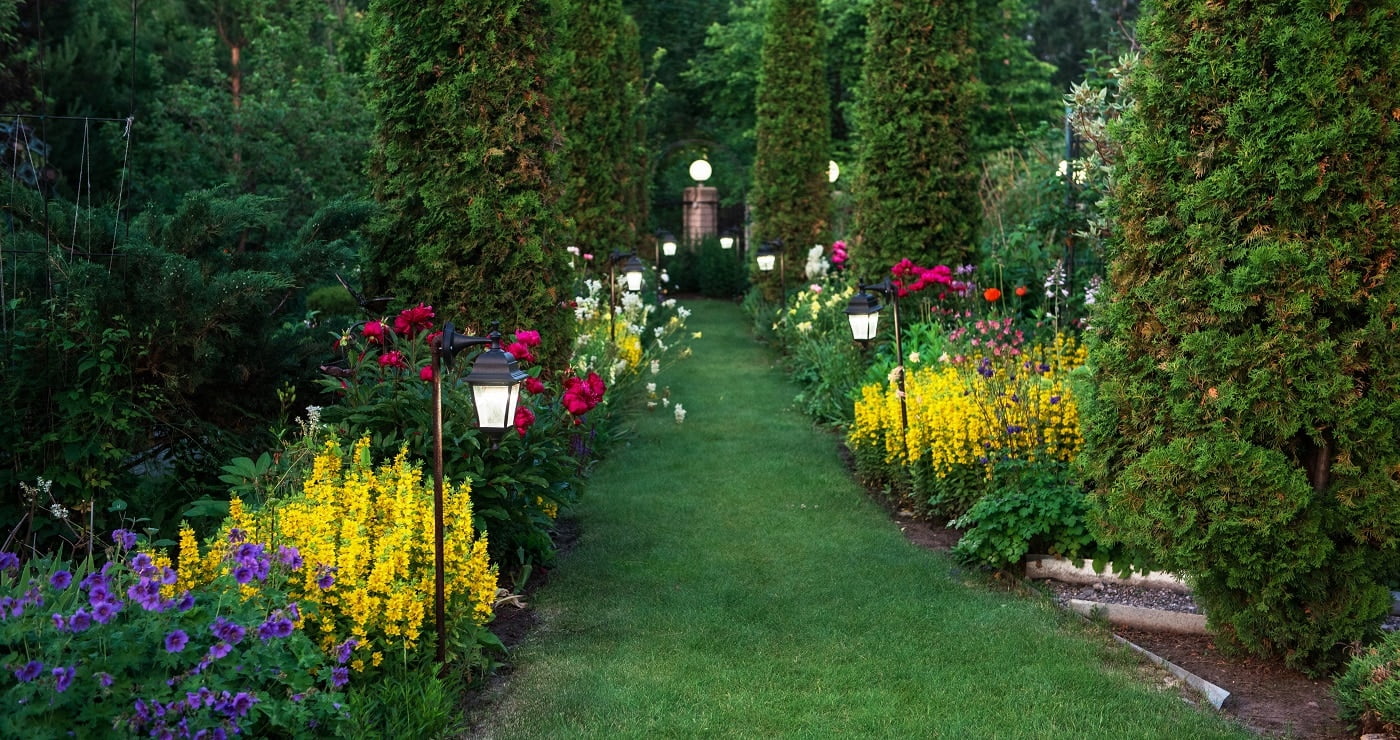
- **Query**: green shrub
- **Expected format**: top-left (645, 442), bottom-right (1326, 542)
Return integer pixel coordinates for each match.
top-left (1337, 631), bottom-right (1400, 737)
top-left (1079, 1), bottom-right (1400, 673)
top-left (951, 459), bottom-right (1095, 569)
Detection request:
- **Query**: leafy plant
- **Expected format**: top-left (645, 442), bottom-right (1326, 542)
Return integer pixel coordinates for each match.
top-left (951, 459), bottom-right (1096, 569)
top-left (1336, 631), bottom-right (1400, 737)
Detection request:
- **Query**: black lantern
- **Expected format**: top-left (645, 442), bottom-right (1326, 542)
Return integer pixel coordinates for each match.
top-left (756, 242), bottom-right (777, 271)
top-left (463, 333), bottom-right (530, 434)
top-left (660, 231), bottom-right (678, 257)
top-left (844, 291), bottom-right (882, 342)
top-left (623, 255), bottom-right (647, 292)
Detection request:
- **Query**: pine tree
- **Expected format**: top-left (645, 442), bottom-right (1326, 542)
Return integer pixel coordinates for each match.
top-left (751, 0), bottom-right (830, 297)
top-left (364, 0), bottom-right (573, 364)
top-left (554, 0), bottom-right (648, 256)
top-left (1079, 1), bottom-right (1400, 672)
top-left (853, 0), bottom-right (979, 271)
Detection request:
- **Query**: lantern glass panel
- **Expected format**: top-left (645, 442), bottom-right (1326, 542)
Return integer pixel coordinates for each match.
top-left (756, 254), bottom-right (776, 271)
top-left (472, 384), bottom-right (520, 431)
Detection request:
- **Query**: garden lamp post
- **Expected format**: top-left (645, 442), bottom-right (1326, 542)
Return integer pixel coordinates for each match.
top-left (432, 322), bottom-right (528, 668)
top-left (855, 278), bottom-right (908, 436)
top-left (843, 289), bottom-right (881, 343)
top-left (756, 240), bottom-right (786, 300)
top-left (719, 233), bottom-right (735, 250)
top-left (622, 254), bottom-right (646, 293)
top-left (659, 230), bottom-right (678, 260)
top-left (608, 251), bottom-right (646, 342)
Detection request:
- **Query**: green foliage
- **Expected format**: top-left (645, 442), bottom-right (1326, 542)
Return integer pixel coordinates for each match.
top-left (0, 188), bottom-right (363, 553)
top-left (346, 660), bottom-right (464, 738)
top-left (853, 0), bottom-right (980, 271)
top-left (1336, 630), bottom-right (1400, 737)
top-left (554, 0), bottom-right (649, 256)
top-left (952, 459), bottom-right (1096, 569)
top-left (364, 0), bottom-right (575, 367)
top-left (1030, 0), bottom-right (1139, 92)
top-left (0, 546), bottom-right (350, 737)
top-left (769, 280), bottom-right (864, 425)
top-left (751, 0), bottom-right (830, 299)
top-left (1079, 1), bottom-right (1400, 673)
top-left (972, 0), bottom-right (1060, 158)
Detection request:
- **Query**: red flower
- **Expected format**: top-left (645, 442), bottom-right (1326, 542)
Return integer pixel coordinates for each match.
top-left (378, 351), bottom-right (409, 370)
top-left (561, 372), bottom-right (607, 420)
top-left (419, 365), bottom-right (434, 381)
top-left (514, 405), bottom-right (536, 437)
top-left (514, 329), bottom-right (541, 348)
top-left (1014, 285), bottom-right (1028, 297)
top-left (392, 303), bottom-right (435, 336)
top-left (983, 288), bottom-right (1002, 302)
top-left (505, 342), bottom-right (535, 365)
top-left (584, 372), bottom-right (606, 405)
top-left (524, 377), bottom-right (546, 395)
top-left (362, 321), bottom-right (387, 344)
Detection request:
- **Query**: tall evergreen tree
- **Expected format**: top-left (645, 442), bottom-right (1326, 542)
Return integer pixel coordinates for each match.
top-left (751, 0), bottom-right (830, 297)
top-left (853, 0), bottom-right (979, 271)
top-left (1079, 1), bottom-right (1400, 672)
top-left (973, 0), bottom-right (1059, 157)
top-left (364, 0), bottom-right (573, 365)
top-left (554, 0), bottom-right (648, 256)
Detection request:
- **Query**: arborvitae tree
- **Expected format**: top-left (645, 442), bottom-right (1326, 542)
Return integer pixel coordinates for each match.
top-left (973, 0), bottom-right (1059, 157)
top-left (364, 1), bottom-right (573, 365)
top-left (751, 0), bottom-right (830, 297)
top-left (1079, 2), bottom-right (1400, 672)
top-left (853, 0), bottom-right (979, 271)
top-left (554, 0), bottom-right (648, 256)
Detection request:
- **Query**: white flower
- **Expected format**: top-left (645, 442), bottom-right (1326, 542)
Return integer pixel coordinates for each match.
top-left (804, 244), bottom-right (829, 280)
top-left (796, 321), bottom-right (813, 333)
top-left (662, 299), bottom-right (677, 309)
top-left (677, 306), bottom-right (691, 319)
top-left (566, 245), bottom-right (580, 255)
top-left (50, 503), bottom-right (69, 520)
top-left (650, 360), bottom-right (661, 375)
top-left (938, 352), bottom-right (950, 363)
top-left (662, 397), bottom-right (671, 408)
top-left (647, 401), bottom-right (657, 410)
top-left (646, 382), bottom-right (656, 394)
top-left (908, 352), bottom-right (921, 364)
top-left (1084, 274), bottom-right (1103, 306)
top-left (887, 366), bottom-right (904, 384)
top-left (674, 403), bottom-right (687, 424)
top-left (654, 326), bottom-right (666, 338)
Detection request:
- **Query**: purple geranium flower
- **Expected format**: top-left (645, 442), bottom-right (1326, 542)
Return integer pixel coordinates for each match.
top-left (257, 617), bottom-right (294, 641)
top-left (15, 660), bottom-right (42, 682)
top-left (228, 691), bottom-right (258, 718)
top-left (165, 630), bottom-right (190, 653)
top-left (0, 551), bottom-right (19, 572)
top-left (210, 617), bottom-right (246, 645)
top-left (52, 665), bottom-right (75, 693)
top-left (315, 564), bottom-right (336, 590)
top-left (208, 642), bottom-right (232, 660)
top-left (49, 570), bottom-right (72, 590)
top-left (97, 672), bottom-right (114, 688)
top-left (112, 529), bottom-right (138, 550)
top-left (91, 600), bottom-right (120, 624)
top-left (277, 546), bottom-right (304, 570)
top-left (69, 608), bottom-right (92, 632)
top-left (331, 666), bottom-right (349, 688)
top-left (336, 638), bottom-right (358, 665)
top-left (176, 591), bottom-right (196, 612)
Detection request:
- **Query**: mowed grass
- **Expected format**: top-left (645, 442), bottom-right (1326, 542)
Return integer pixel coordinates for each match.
top-left (471, 299), bottom-right (1249, 739)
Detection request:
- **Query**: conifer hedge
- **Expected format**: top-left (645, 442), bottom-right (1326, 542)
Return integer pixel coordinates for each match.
top-left (554, 0), bottom-right (648, 257)
top-left (1079, 1), bottom-right (1400, 672)
top-left (752, 0), bottom-right (830, 297)
top-left (364, 0), bottom-right (573, 364)
top-left (853, 0), bottom-right (979, 270)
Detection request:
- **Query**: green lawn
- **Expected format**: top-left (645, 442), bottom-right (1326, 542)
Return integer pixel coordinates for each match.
top-left (470, 299), bottom-right (1250, 739)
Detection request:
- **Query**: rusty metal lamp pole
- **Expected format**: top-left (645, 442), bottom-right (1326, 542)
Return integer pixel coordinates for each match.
top-left (431, 322), bottom-right (528, 668)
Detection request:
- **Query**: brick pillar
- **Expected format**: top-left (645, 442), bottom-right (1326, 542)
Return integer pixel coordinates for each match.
top-left (682, 185), bottom-right (719, 244)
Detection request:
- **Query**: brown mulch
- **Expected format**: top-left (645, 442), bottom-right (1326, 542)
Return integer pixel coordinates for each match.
top-left (890, 513), bottom-right (1351, 739)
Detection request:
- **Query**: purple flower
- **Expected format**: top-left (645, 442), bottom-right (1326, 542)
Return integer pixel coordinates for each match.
top-left (112, 529), bottom-right (139, 550)
top-left (0, 551), bottom-right (19, 572)
top-left (92, 600), bottom-right (120, 624)
top-left (231, 565), bottom-right (255, 585)
top-left (258, 617), bottom-right (294, 641)
top-left (49, 570), bottom-right (72, 590)
top-left (210, 617), bottom-right (246, 645)
top-left (165, 630), bottom-right (190, 653)
top-left (130, 552), bottom-right (154, 574)
top-left (160, 567), bottom-right (178, 586)
top-left (315, 565), bottom-right (336, 590)
top-left (52, 613), bottom-right (67, 631)
top-left (335, 638), bottom-right (358, 665)
top-left (97, 671), bottom-right (114, 688)
top-left (69, 608), bottom-right (92, 632)
top-left (52, 665), bottom-right (75, 693)
top-left (15, 660), bottom-right (43, 682)
top-left (277, 546), bottom-right (304, 570)
top-left (331, 666), bottom-right (349, 688)
top-left (129, 579), bottom-right (164, 611)
top-left (1049, 395), bottom-right (1061, 405)
top-left (208, 642), bottom-right (232, 660)
top-left (227, 528), bottom-right (246, 544)
top-left (228, 691), bottom-right (258, 717)
top-left (176, 591), bottom-right (195, 612)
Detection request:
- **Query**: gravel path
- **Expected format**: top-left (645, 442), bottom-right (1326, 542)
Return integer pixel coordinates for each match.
top-left (1039, 578), bottom-right (1200, 613)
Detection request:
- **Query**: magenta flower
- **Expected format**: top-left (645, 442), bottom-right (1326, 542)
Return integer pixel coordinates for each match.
top-left (361, 320), bottom-right (387, 344)
top-left (378, 351), bottom-right (409, 370)
top-left (392, 303), bottom-right (435, 336)
top-left (514, 329), bottom-right (541, 348)
top-left (419, 365), bottom-right (435, 382)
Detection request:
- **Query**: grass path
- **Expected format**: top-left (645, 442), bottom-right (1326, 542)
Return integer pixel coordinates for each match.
top-left (472, 299), bottom-right (1248, 739)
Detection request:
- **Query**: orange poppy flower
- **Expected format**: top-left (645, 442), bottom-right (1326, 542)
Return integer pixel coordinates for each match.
top-left (1014, 285), bottom-right (1028, 297)
top-left (983, 287), bottom-right (1002, 302)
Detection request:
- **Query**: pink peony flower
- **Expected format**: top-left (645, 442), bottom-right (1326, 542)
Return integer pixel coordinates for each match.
top-left (419, 365), bottom-right (434, 381)
top-left (514, 405), bottom-right (536, 437)
top-left (378, 351), bottom-right (409, 370)
top-left (392, 303), bottom-right (435, 336)
top-left (514, 329), bottom-right (541, 348)
top-left (362, 321), bottom-right (387, 344)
